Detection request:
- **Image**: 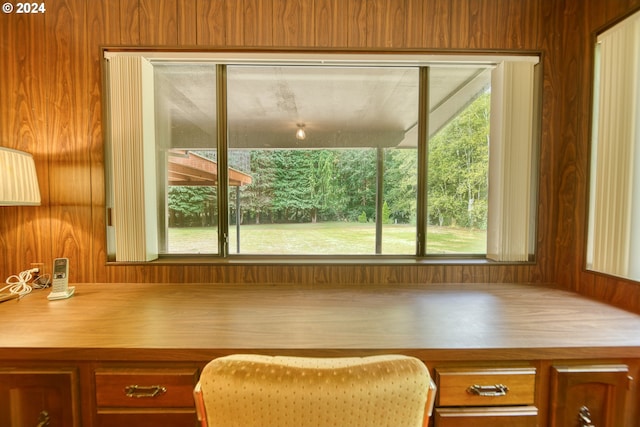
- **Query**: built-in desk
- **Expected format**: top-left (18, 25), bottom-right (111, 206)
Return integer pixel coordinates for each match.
top-left (1, 283), bottom-right (639, 426)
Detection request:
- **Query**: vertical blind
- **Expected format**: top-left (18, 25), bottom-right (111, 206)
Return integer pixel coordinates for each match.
top-left (588, 11), bottom-right (640, 278)
top-left (107, 56), bottom-right (159, 262)
top-left (486, 61), bottom-right (538, 262)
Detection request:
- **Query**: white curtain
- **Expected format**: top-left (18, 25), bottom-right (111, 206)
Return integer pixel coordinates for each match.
top-left (587, 11), bottom-right (640, 279)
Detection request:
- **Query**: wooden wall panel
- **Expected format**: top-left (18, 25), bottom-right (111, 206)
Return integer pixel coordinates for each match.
top-left (347, 0), bottom-right (367, 47)
top-left (589, 275), bottom-right (640, 311)
top-left (177, 0), bottom-right (197, 45)
top-left (493, 0), bottom-right (536, 49)
top-left (1, 0), bottom-right (639, 310)
top-left (423, 0), bottom-right (451, 48)
top-left (314, 0), bottom-right (349, 47)
top-left (459, 265), bottom-right (491, 283)
top-left (229, 265), bottom-right (315, 284)
top-left (520, 0), bottom-right (542, 49)
top-left (0, 12), bottom-right (50, 280)
top-left (416, 265), bottom-right (446, 283)
top-left (106, 264), bottom-right (162, 284)
top-left (45, 0), bottom-right (95, 283)
top-left (551, 1), bottom-right (585, 292)
top-left (449, 0), bottom-right (483, 49)
top-left (530, 0), bottom-right (563, 287)
top-left (313, 265), bottom-right (377, 285)
top-left (366, 0), bottom-right (422, 48)
top-left (197, 0), bottom-right (226, 45)
top-left (566, 0), bottom-right (597, 300)
top-left (273, 0), bottom-right (314, 46)
top-left (489, 264), bottom-right (534, 284)
top-left (119, 0), bottom-right (140, 44)
top-left (139, 0), bottom-right (178, 45)
top-left (568, 0), bottom-right (640, 314)
top-left (449, 0), bottom-right (539, 50)
top-left (403, 0), bottom-right (425, 48)
top-left (225, 0), bottom-right (274, 47)
top-left (86, 0), bottom-right (120, 283)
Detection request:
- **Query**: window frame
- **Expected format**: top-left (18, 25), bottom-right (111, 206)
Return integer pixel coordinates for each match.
top-left (103, 48), bottom-right (541, 265)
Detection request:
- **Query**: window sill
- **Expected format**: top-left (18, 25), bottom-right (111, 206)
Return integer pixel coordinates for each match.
top-left (106, 255), bottom-right (535, 267)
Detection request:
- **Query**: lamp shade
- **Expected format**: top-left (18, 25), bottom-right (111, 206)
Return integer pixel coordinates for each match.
top-left (0, 147), bottom-right (41, 206)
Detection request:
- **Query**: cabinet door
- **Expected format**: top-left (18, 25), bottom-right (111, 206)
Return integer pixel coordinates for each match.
top-left (549, 364), bottom-right (629, 427)
top-left (0, 368), bottom-right (80, 427)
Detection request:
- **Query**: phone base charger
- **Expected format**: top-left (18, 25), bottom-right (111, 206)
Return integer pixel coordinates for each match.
top-left (47, 286), bottom-right (75, 301)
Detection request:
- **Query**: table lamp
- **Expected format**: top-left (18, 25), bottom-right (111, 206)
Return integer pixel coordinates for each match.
top-left (0, 147), bottom-right (41, 206)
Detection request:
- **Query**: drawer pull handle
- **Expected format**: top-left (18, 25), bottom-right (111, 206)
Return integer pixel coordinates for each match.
top-left (467, 384), bottom-right (509, 397)
top-left (578, 406), bottom-right (595, 427)
top-left (36, 410), bottom-right (50, 427)
top-left (124, 385), bottom-right (167, 398)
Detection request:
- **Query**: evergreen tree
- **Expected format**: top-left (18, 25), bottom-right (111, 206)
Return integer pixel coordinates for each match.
top-left (168, 186), bottom-right (216, 226)
top-left (240, 150), bottom-right (276, 224)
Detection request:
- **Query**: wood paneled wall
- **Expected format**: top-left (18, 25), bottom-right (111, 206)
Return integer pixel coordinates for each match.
top-left (1, 0), bottom-right (639, 310)
top-left (568, 1), bottom-right (640, 313)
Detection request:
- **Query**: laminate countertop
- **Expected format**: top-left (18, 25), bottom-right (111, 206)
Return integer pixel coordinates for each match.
top-left (1, 282), bottom-right (639, 362)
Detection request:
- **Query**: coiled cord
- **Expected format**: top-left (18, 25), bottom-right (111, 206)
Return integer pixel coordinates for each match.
top-left (2, 268), bottom-right (40, 298)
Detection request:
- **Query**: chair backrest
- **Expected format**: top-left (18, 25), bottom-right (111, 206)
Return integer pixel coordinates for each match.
top-left (194, 354), bottom-right (436, 427)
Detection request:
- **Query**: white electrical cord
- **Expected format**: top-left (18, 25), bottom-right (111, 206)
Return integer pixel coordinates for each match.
top-left (2, 268), bottom-right (39, 298)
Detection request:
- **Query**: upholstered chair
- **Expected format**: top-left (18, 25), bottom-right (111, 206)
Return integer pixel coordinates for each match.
top-left (194, 354), bottom-right (436, 427)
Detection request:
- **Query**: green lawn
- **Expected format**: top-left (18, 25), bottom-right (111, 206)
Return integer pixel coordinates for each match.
top-left (167, 222), bottom-right (485, 255)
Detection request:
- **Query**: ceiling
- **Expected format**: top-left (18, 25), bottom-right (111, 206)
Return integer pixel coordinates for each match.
top-left (153, 62), bottom-right (492, 150)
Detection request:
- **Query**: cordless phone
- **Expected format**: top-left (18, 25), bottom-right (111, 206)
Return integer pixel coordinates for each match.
top-left (47, 258), bottom-right (75, 300)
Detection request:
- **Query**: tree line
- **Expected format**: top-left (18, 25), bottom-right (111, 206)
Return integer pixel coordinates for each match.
top-left (168, 92), bottom-right (489, 229)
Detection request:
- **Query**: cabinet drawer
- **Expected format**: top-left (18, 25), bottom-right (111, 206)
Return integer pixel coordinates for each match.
top-left (95, 368), bottom-right (198, 408)
top-left (435, 406), bottom-right (538, 427)
top-left (96, 410), bottom-right (197, 427)
top-left (436, 367), bottom-right (536, 406)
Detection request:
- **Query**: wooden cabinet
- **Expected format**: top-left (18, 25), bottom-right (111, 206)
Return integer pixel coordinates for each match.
top-left (94, 366), bottom-right (200, 427)
top-left (0, 368), bottom-right (80, 427)
top-left (549, 364), bottom-right (630, 427)
top-left (433, 366), bottom-right (538, 426)
top-left (0, 283), bottom-right (639, 427)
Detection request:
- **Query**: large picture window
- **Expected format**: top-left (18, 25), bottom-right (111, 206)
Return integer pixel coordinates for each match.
top-left (104, 51), bottom-right (540, 262)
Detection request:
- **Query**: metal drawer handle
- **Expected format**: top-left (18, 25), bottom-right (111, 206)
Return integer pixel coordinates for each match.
top-left (36, 410), bottom-right (50, 427)
top-left (578, 406), bottom-right (595, 427)
top-left (124, 384), bottom-right (167, 398)
top-left (467, 384), bottom-right (509, 397)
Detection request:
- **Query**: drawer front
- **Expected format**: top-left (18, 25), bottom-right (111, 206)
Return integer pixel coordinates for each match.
top-left (436, 367), bottom-right (536, 407)
top-left (95, 368), bottom-right (198, 408)
top-left (435, 406), bottom-right (538, 427)
top-left (96, 410), bottom-right (198, 427)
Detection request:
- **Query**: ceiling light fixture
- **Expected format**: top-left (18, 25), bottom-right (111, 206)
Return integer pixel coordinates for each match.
top-left (295, 124), bottom-right (306, 140)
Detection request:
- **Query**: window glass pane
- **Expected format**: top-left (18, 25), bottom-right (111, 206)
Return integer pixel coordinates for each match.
top-left (427, 67), bottom-right (490, 254)
top-left (382, 146), bottom-right (418, 254)
top-left (227, 65), bottom-right (419, 255)
top-left (153, 63), bottom-right (219, 254)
